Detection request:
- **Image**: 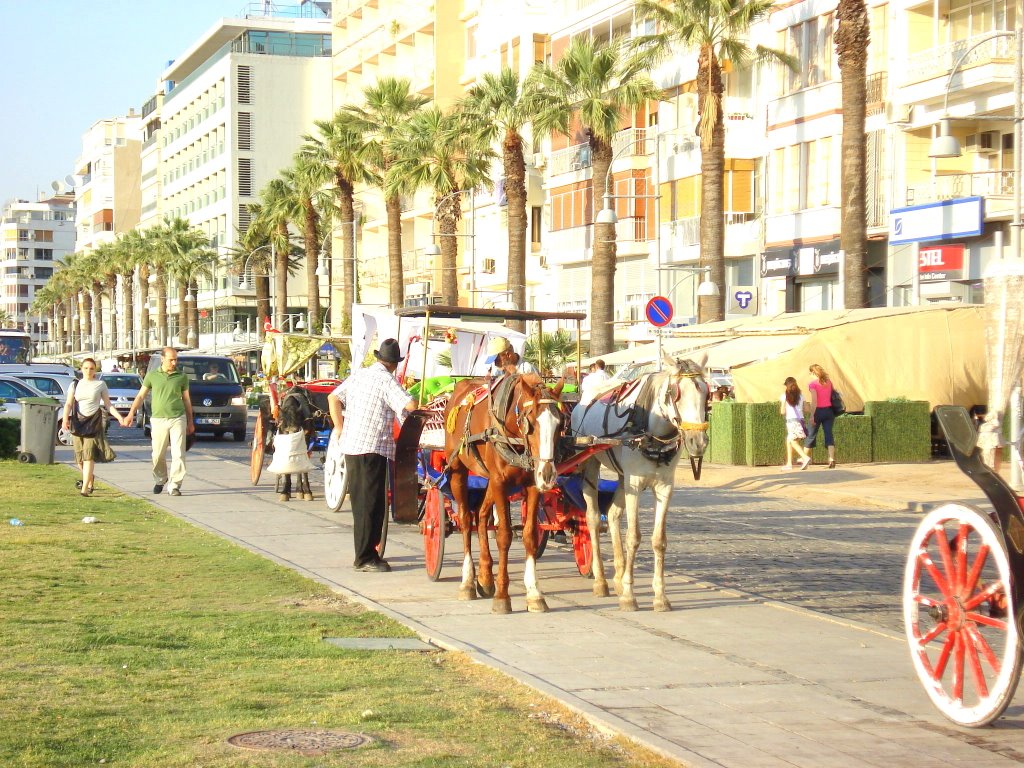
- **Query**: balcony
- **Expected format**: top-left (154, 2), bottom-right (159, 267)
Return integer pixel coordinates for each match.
top-left (661, 213), bottom-right (762, 257)
top-left (905, 171), bottom-right (1011, 206)
top-left (900, 33), bottom-right (1016, 106)
top-left (547, 128), bottom-right (651, 177)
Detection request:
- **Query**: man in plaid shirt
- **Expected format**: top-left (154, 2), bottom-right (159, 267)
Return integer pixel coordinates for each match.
top-left (328, 338), bottom-right (416, 572)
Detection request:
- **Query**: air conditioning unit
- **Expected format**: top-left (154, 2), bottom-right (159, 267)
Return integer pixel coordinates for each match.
top-left (481, 258), bottom-right (496, 274)
top-left (533, 153), bottom-right (546, 169)
top-left (966, 131), bottom-right (999, 154)
top-left (887, 103), bottom-right (912, 124)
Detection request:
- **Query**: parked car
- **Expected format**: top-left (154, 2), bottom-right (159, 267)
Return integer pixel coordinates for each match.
top-left (141, 353), bottom-right (248, 441)
top-left (9, 372), bottom-right (77, 444)
top-left (98, 372), bottom-right (143, 426)
top-left (0, 375), bottom-right (59, 430)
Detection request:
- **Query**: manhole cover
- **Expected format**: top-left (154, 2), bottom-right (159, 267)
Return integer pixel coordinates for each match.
top-left (227, 729), bottom-right (371, 755)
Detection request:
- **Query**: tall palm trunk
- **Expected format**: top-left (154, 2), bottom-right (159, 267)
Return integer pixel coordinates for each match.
top-left (504, 132), bottom-right (528, 332)
top-left (105, 275), bottom-right (118, 348)
top-left (138, 264), bottom-right (150, 347)
top-left (302, 201), bottom-right (321, 332)
top-left (81, 290), bottom-right (93, 345)
top-left (188, 283), bottom-right (200, 345)
top-left (698, 49), bottom-right (726, 324)
top-left (92, 284), bottom-right (104, 349)
top-left (275, 224), bottom-right (289, 330)
top-left (155, 269), bottom-right (168, 348)
top-left (837, 0), bottom-right (869, 309)
top-left (177, 283), bottom-right (188, 345)
top-left (256, 271), bottom-right (271, 341)
top-left (122, 271), bottom-right (135, 349)
top-left (336, 180), bottom-right (357, 335)
top-left (590, 137), bottom-right (616, 356)
top-left (438, 193), bottom-right (460, 306)
top-left (386, 195), bottom-right (404, 307)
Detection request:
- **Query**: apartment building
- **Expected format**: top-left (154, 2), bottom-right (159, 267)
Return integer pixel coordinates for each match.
top-left (158, 3), bottom-right (333, 337)
top-left (0, 195), bottom-right (76, 342)
top-left (139, 90), bottom-right (165, 230)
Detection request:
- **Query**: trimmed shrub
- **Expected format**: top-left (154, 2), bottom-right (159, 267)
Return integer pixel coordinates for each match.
top-left (0, 417), bottom-right (19, 459)
top-left (808, 413), bottom-right (873, 464)
top-left (708, 400), bottom-right (746, 465)
top-left (745, 402), bottom-right (788, 466)
top-left (864, 400), bottom-right (931, 462)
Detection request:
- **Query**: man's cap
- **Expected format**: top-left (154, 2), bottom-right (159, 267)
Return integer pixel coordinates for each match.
top-left (484, 336), bottom-right (512, 364)
top-left (374, 338), bottom-right (404, 363)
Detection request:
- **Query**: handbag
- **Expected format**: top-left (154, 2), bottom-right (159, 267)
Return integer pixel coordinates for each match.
top-left (830, 388), bottom-right (846, 416)
top-left (68, 383), bottom-right (104, 437)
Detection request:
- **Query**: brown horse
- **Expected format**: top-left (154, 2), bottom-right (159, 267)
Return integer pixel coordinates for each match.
top-left (443, 373), bottom-right (565, 614)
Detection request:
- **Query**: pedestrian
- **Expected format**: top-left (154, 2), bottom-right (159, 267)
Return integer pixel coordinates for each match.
top-left (483, 336), bottom-right (538, 376)
top-left (62, 357), bottom-right (129, 497)
top-left (579, 359), bottom-right (611, 405)
top-left (780, 376), bottom-right (812, 471)
top-left (327, 338), bottom-right (416, 572)
top-left (803, 363), bottom-right (837, 468)
top-left (124, 347), bottom-right (195, 496)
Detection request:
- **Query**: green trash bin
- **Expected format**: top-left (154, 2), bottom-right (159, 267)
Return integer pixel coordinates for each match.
top-left (17, 397), bottom-right (61, 464)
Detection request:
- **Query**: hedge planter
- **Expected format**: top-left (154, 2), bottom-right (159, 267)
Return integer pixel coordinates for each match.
top-left (0, 417), bottom-right (19, 459)
top-left (808, 413), bottom-right (873, 465)
top-left (708, 400), bottom-right (746, 465)
top-left (744, 402), bottom-right (787, 467)
top-left (864, 400), bottom-right (931, 462)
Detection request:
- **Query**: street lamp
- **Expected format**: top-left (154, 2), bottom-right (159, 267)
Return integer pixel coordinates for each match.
top-left (929, 27), bottom-right (1022, 489)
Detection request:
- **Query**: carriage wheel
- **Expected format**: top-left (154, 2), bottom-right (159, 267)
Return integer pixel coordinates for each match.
top-left (903, 503), bottom-right (1022, 727)
top-left (250, 409), bottom-right (267, 486)
top-left (573, 530), bottom-right (593, 577)
top-left (376, 463), bottom-right (391, 559)
top-left (423, 486), bottom-right (446, 581)
top-left (523, 500), bottom-right (550, 560)
top-left (324, 445), bottom-right (348, 513)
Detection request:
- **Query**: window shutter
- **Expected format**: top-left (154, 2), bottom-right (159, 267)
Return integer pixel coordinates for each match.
top-left (237, 112), bottom-right (252, 151)
top-left (236, 65), bottom-right (252, 104)
top-left (238, 158), bottom-right (252, 197)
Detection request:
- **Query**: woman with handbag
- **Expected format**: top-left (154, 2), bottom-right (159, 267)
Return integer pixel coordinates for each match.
top-left (803, 363), bottom-right (838, 468)
top-left (62, 358), bottom-right (129, 496)
top-left (780, 377), bottom-right (812, 470)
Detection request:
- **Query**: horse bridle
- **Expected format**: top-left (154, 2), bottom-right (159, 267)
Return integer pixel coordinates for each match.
top-left (664, 370), bottom-right (709, 434)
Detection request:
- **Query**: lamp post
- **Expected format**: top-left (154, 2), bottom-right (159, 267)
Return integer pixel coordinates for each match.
top-left (423, 189), bottom-right (476, 306)
top-left (929, 27), bottom-right (1022, 489)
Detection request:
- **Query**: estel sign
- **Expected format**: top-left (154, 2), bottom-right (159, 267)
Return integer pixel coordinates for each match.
top-left (918, 244), bottom-right (965, 282)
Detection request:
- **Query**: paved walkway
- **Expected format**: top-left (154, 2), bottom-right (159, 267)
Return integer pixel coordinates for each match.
top-left (79, 445), bottom-right (1024, 767)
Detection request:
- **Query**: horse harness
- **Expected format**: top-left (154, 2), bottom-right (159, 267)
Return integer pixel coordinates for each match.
top-left (445, 374), bottom-right (562, 476)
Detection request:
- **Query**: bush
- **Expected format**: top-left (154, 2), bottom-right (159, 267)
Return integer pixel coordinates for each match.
top-left (0, 417), bottom-right (18, 459)
top-left (744, 402), bottom-right (788, 466)
top-left (708, 400), bottom-right (746, 465)
top-left (864, 400), bottom-right (931, 462)
top-left (808, 413), bottom-right (873, 464)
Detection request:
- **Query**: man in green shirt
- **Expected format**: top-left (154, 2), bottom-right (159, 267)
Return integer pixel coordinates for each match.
top-left (125, 347), bottom-right (195, 496)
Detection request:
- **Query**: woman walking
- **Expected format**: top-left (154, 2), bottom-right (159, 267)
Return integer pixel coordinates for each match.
top-left (780, 377), bottom-right (812, 470)
top-left (62, 358), bottom-right (128, 496)
top-left (804, 363), bottom-right (837, 468)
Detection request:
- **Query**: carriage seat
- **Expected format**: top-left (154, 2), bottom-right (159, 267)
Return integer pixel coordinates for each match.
top-left (557, 474), bottom-right (617, 515)
top-left (420, 462), bottom-right (511, 512)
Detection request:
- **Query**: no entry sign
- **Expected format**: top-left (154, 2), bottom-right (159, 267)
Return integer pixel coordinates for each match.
top-left (645, 296), bottom-right (674, 327)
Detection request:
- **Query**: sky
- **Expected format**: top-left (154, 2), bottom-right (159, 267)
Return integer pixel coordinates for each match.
top-left (0, 0), bottom-right (249, 207)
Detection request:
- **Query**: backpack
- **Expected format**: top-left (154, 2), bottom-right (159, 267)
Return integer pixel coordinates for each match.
top-left (830, 388), bottom-right (846, 416)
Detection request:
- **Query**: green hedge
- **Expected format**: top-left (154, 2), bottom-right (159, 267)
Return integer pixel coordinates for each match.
top-left (708, 400), bottom-right (746, 465)
top-left (863, 400), bottom-right (931, 462)
top-left (808, 413), bottom-right (873, 464)
top-left (0, 418), bottom-right (19, 459)
top-left (745, 402), bottom-right (787, 466)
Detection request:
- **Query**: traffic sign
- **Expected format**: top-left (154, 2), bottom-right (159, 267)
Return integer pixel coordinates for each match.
top-left (645, 296), bottom-right (674, 327)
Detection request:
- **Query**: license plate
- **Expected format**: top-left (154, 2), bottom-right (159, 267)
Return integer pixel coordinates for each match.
top-left (197, 418), bottom-right (220, 425)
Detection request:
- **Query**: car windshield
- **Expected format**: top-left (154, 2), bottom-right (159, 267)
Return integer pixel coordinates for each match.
top-left (101, 375), bottom-right (142, 389)
top-left (177, 359), bottom-right (240, 384)
top-left (0, 378), bottom-right (41, 398)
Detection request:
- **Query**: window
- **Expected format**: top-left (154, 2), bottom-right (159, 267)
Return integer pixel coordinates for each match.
top-left (238, 158), bottom-right (253, 196)
top-left (236, 65), bottom-right (252, 104)
top-left (769, 137), bottom-right (835, 214)
top-left (549, 183), bottom-right (593, 231)
top-left (33, 230), bottom-right (53, 242)
top-left (18, 230), bottom-right (28, 241)
top-left (237, 112), bottom-right (252, 151)
top-left (781, 14), bottom-right (835, 94)
top-left (531, 206), bottom-right (542, 245)
top-left (34, 249), bottom-right (53, 260)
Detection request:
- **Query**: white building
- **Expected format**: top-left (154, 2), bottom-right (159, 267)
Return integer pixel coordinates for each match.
top-left (0, 195), bottom-right (76, 342)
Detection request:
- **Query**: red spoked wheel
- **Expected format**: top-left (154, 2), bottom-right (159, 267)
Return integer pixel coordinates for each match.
top-left (250, 409), bottom-right (267, 486)
top-left (903, 502), bottom-right (1022, 727)
top-left (573, 529), bottom-right (593, 578)
top-left (423, 486), bottom-right (445, 581)
top-left (522, 499), bottom-right (550, 560)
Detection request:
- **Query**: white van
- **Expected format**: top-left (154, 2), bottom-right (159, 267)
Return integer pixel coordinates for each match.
top-left (0, 363), bottom-right (79, 379)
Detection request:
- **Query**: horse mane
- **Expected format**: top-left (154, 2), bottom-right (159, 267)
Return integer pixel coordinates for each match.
top-left (279, 386), bottom-right (313, 432)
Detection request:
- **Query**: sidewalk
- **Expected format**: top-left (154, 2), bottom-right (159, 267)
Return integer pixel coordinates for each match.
top-left (82, 444), bottom-right (1024, 767)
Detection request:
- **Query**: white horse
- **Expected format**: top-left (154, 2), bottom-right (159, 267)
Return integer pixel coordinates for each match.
top-left (569, 353), bottom-right (709, 611)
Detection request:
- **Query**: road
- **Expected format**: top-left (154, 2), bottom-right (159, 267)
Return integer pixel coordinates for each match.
top-left (107, 414), bottom-right (916, 635)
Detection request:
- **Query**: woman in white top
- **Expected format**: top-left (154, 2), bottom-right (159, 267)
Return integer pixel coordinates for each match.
top-left (779, 376), bottom-right (812, 470)
top-left (62, 358), bottom-right (128, 496)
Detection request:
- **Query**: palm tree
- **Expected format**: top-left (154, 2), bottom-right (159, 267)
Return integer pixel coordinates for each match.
top-left (258, 177), bottom-right (302, 327)
top-left (523, 329), bottom-right (580, 376)
top-left (151, 218), bottom-right (216, 346)
top-left (283, 157), bottom-right (333, 332)
top-left (299, 111), bottom-right (379, 334)
top-left (386, 105), bottom-right (494, 305)
top-left (116, 228), bottom-right (152, 349)
top-left (228, 207), bottom-right (273, 340)
top-left (343, 77), bottom-right (429, 307)
top-left (836, 0), bottom-right (869, 308)
top-left (528, 37), bottom-right (661, 355)
top-left (634, 0), bottom-right (795, 324)
top-left (91, 241), bottom-right (121, 349)
top-left (460, 68), bottom-right (536, 331)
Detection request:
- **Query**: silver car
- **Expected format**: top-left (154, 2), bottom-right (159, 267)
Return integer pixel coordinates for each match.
top-left (0, 374), bottom-right (52, 422)
top-left (98, 373), bottom-right (143, 426)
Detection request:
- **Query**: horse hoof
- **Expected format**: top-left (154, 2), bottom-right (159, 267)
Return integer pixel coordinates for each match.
top-left (527, 597), bottom-right (549, 613)
top-left (653, 599), bottom-right (673, 612)
top-left (619, 598), bottom-right (639, 612)
top-left (302, 493), bottom-right (314, 501)
top-left (278, 494), bottom-right (289, 502)
top-left (492, 598), bottom-right (513, 614)
top-left (593, 582), bottom-right (610, 598)
top-left (476, 580), bottom-right (496, 599)
top-left (458, 587), bottom-right (478, 601)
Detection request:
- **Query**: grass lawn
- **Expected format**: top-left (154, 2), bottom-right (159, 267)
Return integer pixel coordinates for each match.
top-left (0, 463), bottom-right (677, 767)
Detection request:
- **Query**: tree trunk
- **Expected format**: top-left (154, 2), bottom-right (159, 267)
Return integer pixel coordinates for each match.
top-left (590, 137), bottom-right (616, 356)
top-left (188, 282), bottom-right (200, 346)
top-left (177, 283), bottom-right (188, 346)
top-left (92, 285), bottom-right (104, 350)
top-left (336, 179), bottom-right (356, 335)
top-left (275, 224), bottom-right (289, 331)
top-left (155, 269), bottom-right (168, 348)
top-left (256, 270), bottom-right (271, 341)
top-left (105, 276), bottom-right (117, 348)
top-left (504, 131), bottom-right (528, 331)
top-left (122, 271), bottom-right (135, 350)
top-left (386, 194), bottom-right (404, 308)
top-left (303, 201), bottom-right (321, 333)
top-left (837, 0), bottom-right (870, 309)
top-left (138, 264), bottom-right (150, 347)
top-left (697, 49), bottom-right (726, 324)
top-left (438, 192), bottom-right (460, 306)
